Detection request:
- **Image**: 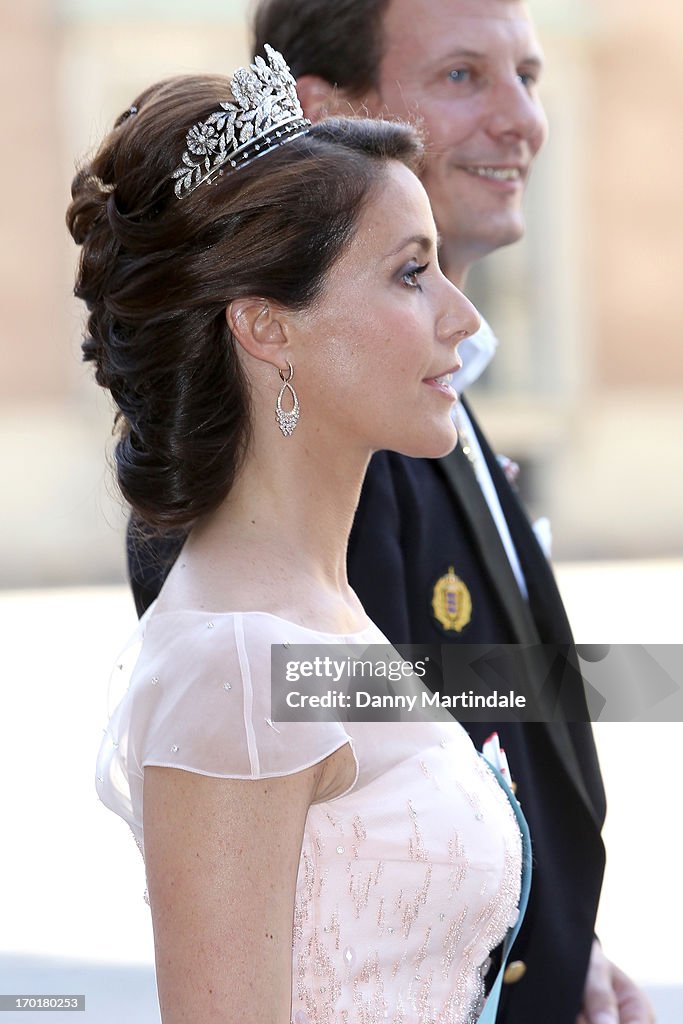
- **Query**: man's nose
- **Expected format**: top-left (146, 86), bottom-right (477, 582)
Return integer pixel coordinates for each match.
top-left (487, 78), bottom-right (547, 143)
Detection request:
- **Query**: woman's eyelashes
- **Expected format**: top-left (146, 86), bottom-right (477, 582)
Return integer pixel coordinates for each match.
top-left (401, 262), bottom-right (430, 290)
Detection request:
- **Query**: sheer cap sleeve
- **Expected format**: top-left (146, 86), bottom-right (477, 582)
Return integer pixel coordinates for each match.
top-left (96, 610), bottom-right (362, 836)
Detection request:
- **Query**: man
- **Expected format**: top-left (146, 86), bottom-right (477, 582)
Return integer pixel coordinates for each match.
top-left (128, 2), bottom-right (653, 1021)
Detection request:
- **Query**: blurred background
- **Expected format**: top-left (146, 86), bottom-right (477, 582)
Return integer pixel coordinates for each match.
top-left (1, 0), bottom-right (681, 586)
top-left (1, 0), bottom-right (681, 1021)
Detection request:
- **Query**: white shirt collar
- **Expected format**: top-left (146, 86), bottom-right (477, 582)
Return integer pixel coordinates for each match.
top-left (450, 315), bottom-right (499, 394)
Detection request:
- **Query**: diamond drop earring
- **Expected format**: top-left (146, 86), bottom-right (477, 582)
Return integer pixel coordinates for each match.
top-left (276, 361), bottom-right (300, 437)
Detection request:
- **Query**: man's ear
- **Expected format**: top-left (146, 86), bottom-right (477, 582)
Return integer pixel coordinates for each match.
top-left (226, 299), bottom-right (290, 371)
top-left (296, 74), bottom-right (364, 121)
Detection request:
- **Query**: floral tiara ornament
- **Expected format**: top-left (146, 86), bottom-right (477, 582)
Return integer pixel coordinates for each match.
top-left (171, 44), bottom-right (311, 199)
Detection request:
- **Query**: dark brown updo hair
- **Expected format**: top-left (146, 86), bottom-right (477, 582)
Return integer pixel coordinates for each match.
top-left (67, 73), bottom-right (422, 531)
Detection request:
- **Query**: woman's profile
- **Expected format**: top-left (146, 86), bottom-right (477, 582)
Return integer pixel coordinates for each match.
top-left (68, 46), bottom-right (528, 1024)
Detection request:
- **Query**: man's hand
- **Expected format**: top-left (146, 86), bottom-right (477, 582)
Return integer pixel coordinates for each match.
top-left (576, 939), bottom-right (656, 1024)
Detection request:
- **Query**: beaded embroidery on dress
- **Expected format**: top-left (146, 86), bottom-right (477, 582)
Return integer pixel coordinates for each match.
top-left (97, 606), bottom-right (522, 1024)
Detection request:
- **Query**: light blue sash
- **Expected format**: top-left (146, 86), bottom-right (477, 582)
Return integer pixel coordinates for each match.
top-left (476, 756), bottom-right (533, 1024)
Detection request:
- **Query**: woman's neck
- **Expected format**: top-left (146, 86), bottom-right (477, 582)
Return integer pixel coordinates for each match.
top-left (177, 425), bottom-right (372, 628)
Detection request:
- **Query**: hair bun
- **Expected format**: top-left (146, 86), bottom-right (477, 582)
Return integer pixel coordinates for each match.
top-left (67, 169), bottom-right (113, 246)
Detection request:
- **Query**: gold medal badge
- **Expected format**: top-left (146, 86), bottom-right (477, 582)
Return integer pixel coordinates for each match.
top-left (431, 566), bottom-right (472, 633)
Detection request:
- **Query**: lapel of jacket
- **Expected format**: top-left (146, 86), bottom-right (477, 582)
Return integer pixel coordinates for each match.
top-left (464, 402), bottom-right (570, 637)
top-left (436, 412), bottom-right (539, 647)
top-left (446, 399), bottom-right (602, 827)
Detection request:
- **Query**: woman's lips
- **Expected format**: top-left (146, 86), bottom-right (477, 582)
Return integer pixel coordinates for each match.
top-left (423, 371), bottom-right (458, 398)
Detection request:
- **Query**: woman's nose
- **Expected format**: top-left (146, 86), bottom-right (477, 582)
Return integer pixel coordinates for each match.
top-left (437, 291), bottom-right (481, 344)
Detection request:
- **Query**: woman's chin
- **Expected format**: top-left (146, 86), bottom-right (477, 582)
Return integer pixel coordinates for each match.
top-left (395, 424), bottom-right (458, 461)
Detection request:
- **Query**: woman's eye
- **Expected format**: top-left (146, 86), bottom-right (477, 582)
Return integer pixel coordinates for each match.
top-left (448, 68), bottom-right (470, 83)
top-left (402, 263), bottom-right (429, 289)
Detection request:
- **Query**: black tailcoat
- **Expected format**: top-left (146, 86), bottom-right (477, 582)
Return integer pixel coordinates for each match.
top-left (127, 399), bottom-right (606, 1024)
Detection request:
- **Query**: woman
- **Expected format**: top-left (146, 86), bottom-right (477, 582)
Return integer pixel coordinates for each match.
top-left (70, 47), bottom-right (527, 1024)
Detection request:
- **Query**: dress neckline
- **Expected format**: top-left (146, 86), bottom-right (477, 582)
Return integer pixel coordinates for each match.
top-left (147, 600), bottom-right (379, 641)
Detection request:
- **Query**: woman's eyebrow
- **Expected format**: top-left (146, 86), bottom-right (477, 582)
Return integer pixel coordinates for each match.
top-left (383, 233), bottom-right (438, 259)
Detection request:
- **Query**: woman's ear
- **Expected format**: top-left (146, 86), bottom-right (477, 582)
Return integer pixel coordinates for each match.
top-left (227, 299), bottom-right (290, 371)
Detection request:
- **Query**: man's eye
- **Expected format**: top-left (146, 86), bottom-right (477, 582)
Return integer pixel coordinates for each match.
top-left (517, 71), bottom-right (538, 88)
top-left (448, 68), bottom-right (470, 83)
top-left (402, 263), bottom-right (429, 288)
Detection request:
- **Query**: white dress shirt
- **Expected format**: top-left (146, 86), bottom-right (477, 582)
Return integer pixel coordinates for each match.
top-left (450, 318), bottom-right (529, 599)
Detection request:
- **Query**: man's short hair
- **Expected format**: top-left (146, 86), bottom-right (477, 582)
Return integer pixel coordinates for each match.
top-left (251, 0), bottom-right (391, 96)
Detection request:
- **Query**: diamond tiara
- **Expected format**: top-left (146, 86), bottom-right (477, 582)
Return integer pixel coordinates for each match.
top-left (171, 44), bottom-right (311, 199)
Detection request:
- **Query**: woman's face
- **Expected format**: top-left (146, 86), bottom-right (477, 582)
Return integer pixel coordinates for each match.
top-left (291, 160), bottom-right (480, 459)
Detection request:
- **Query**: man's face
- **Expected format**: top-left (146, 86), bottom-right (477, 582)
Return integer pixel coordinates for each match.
top-left (364, 0), bottom-right (548, 278)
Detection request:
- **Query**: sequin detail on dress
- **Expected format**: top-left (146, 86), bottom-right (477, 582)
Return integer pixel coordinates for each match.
top-left (290, 734), bottom-right (522, 1024)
